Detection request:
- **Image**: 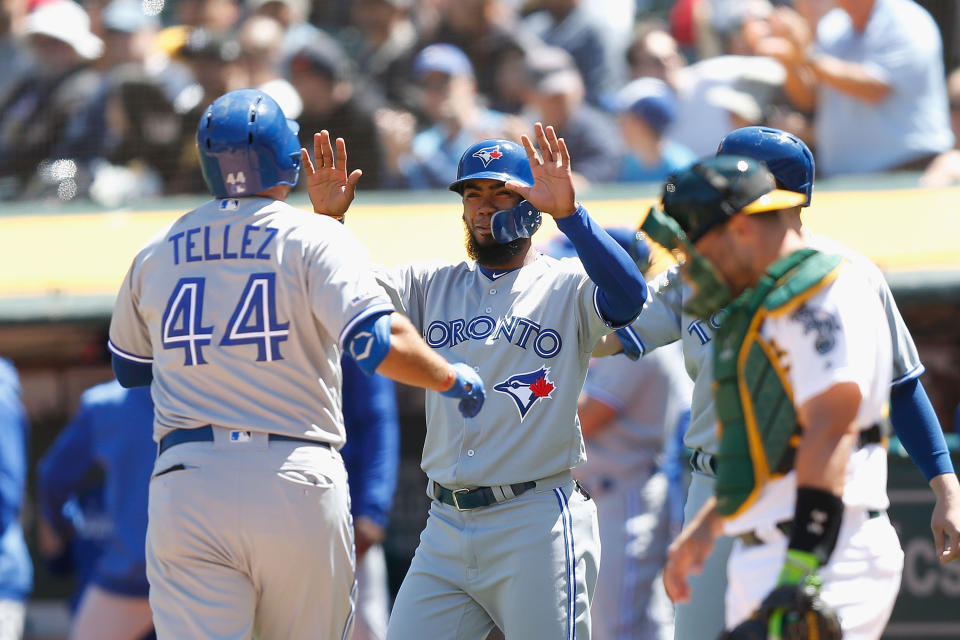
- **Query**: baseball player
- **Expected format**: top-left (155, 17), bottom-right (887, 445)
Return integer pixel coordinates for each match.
top-left (0, 359), bottom-right (30, 640)
top-left (306, 123), bottom-right (648, 639)
top-left (599, 126), bottom-right (960, 639)
top-left (107, 88), bottom-right (486, 640)
top-left (546, 228), bottom-right (692, 640)
top-left (37, 380), bottom-right (155, 640)
top-left (655, 155), bottom-right (902, 638)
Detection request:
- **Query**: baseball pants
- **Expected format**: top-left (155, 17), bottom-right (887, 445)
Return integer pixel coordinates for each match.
top-left (587, 470), bottom-right (673, 640)
top-left (726, 509), bottom-right (903, 638)
top-left (0, 599), bottom-right (24, 640)
top-left (386, 475), bottom-right (599, 640)
top-left (146, 429), bottom-right (355, 640)
top-left (353, 544), bottom-right (390, 640)
top-left (672, 471), bottom-right (733, 640)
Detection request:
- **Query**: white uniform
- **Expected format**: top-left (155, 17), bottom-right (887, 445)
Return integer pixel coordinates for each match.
top-left (109, 196), bottom-right (395, 639)
top-left (721, 261), bottom-right (903, 638)
top-left (577, 343), bottom-right (692, 640)
top-left (628, 233), bottom-right (921, 640)
top-left (378, 253), bottom-right (618, 640)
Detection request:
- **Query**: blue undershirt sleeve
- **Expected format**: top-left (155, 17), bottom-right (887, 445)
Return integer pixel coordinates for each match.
top-left (890, 377), bottom-right (954, 482)
top-left (112, 354), bottom-right (152, 388)
top-left (340, 357), bottom-right (400, 528)
top-left (554, 204), bottom-right (647, 326)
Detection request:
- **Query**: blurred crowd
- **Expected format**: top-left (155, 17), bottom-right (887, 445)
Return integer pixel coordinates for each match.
top-left (1, 0), bottom-right (959, 207)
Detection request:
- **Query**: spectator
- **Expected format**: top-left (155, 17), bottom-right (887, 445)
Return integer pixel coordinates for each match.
top-left (37, 381), bottom-right (155, 640)
top-left (921, 66), bottom-right (960, 186)
top-left (0, 0), bottom-right (104, 200)
top-left (615, 77), bottom-right (696, 183)
top-left (170, 0), bottom-right (239, 35)
top-left (383, 43), bottom-right (512, 189)
top-left (339, 358), bottom-right (401, 640)
top-left (249, 0), bottom-right (329, 60)
top-left (0, 0), bottom-right (32, 99)
top-left (237, 14), bottom-right (302, 118)
top-left (520, 60), bottom-right (623, 185)
top-left (86, 69), bottom-right (183, 206)
top-left (165, 28), bottom-right (247, 194)
top-left (625, 21), bottom-right (786, 157)
top-left (288, 39), bottom-right (386, 189)
top-left (0, 359), bottom-right (31, 640)
top-left (522, 0), bottom-right (622, 109)
top-left (414, 0), bottom-right (529, 115)
top-left (760, 0), bottom-right (954, 175)
top-left (337, 0), bottom-right (418, 109)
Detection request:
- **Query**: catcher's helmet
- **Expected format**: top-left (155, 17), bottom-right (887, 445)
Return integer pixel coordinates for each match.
top-left (661, 155), bottom-right (806, 242)
top-left (717, 126), bottom-right (814, 206)
top-left (448, 139), bottom-right (533, 194)
top-left (197, 89), bottom-right (302, 198)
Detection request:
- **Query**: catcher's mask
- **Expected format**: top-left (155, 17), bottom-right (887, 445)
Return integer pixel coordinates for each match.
top-left (643, 156), bottom-right (805, 320)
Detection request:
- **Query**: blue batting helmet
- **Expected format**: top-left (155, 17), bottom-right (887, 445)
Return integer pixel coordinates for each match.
top-left (448, 139), bottom-right (533, 194)
top-left (716, 126), bottom-right (814, 206)
top-left (197, 89), bottom-right (302, 198)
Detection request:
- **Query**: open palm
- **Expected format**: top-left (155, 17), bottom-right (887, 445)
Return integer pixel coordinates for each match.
top-left (504, 123), bottom-right (577, 219)
top-left (302, 130), bottom-right (363, 218)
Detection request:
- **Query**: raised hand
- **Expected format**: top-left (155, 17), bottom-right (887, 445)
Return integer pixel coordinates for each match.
top-left (504, 122), bottom-right (577, 219)
top-left (301, 130), bottom-right (363, 219)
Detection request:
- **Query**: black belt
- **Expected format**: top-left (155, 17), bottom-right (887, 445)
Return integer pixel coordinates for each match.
top-left (433, 480), bottom-right (536, 511)
top-left (158, 425), bottom-right (331, 456)
top-left (738, 510), bottom-right (884, 547)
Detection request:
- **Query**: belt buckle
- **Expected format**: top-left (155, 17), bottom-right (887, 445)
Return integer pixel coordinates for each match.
top-left (451, 488), bottom-right (479, 512)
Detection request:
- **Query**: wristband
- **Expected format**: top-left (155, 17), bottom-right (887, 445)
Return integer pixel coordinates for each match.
top-left (789, 487), bottom-right (844, 564)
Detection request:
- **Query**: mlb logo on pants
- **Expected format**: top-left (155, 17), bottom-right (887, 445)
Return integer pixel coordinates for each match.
top-left (230, 430), bottom-right (252, 443)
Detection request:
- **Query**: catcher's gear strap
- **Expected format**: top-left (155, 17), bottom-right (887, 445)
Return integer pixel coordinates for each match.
top-left (713, 249), bottom-right (844, 517)
top-left (789, 488), bottom-right (844, 564)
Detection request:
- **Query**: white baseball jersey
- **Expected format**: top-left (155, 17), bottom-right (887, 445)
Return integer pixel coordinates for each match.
top-left (629, 230), bottom-right (922, 456)
top-left (109, 196), bottom-right (394, 446)
top-left (375, 253), bottom-right (616, 488)
top-left (721, 260), bottom-right (893, 536)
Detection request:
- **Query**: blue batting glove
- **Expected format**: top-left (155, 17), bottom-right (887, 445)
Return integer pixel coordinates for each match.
top-left (441, 363), bottom-right (486, 418)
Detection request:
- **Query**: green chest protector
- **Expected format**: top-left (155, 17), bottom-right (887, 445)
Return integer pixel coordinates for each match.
top-left (713, 248), bottom-right (844, 517)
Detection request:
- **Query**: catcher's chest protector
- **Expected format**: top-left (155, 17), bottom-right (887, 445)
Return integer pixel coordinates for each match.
top-left (712, 249), bottom-right (844, 517)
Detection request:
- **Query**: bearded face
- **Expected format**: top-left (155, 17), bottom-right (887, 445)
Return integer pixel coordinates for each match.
top-left (463, 220), bottom-right (528, 266)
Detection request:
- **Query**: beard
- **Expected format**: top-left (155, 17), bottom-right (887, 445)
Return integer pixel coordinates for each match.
top-left (464, 222), bottom-right (528, 267)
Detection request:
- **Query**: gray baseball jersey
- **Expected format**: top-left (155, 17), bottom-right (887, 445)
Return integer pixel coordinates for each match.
top-left (629, 231), bottom-right (922, 457)
top-left (109, 196), bottom-right (394, 446)
top-left (380, 251), bottom-right (617, 640)
top-left (376, 253), bottom-right (615, 488)
top-left (578, 343), bottom-right (692, 480)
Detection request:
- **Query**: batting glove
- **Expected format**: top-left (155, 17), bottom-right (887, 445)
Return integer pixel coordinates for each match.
top-left (441, 363), bottom-right (486, 418)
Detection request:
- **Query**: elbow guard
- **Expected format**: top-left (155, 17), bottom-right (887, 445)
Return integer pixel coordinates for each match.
top-left (345, 312), bottom-right (392, 375)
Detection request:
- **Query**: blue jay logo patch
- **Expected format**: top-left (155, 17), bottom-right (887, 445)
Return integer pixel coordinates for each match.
top-left (472, 145), bottom-right (503, 167)
top-left (494, 367), bottom-right (555, 421)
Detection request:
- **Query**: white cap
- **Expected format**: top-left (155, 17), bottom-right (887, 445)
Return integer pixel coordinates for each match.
top-left (25, 1), bottom-right (104, 60)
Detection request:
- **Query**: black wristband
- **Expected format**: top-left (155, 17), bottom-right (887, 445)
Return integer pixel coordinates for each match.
top-left (789, 487), bottom-right (844, 564)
